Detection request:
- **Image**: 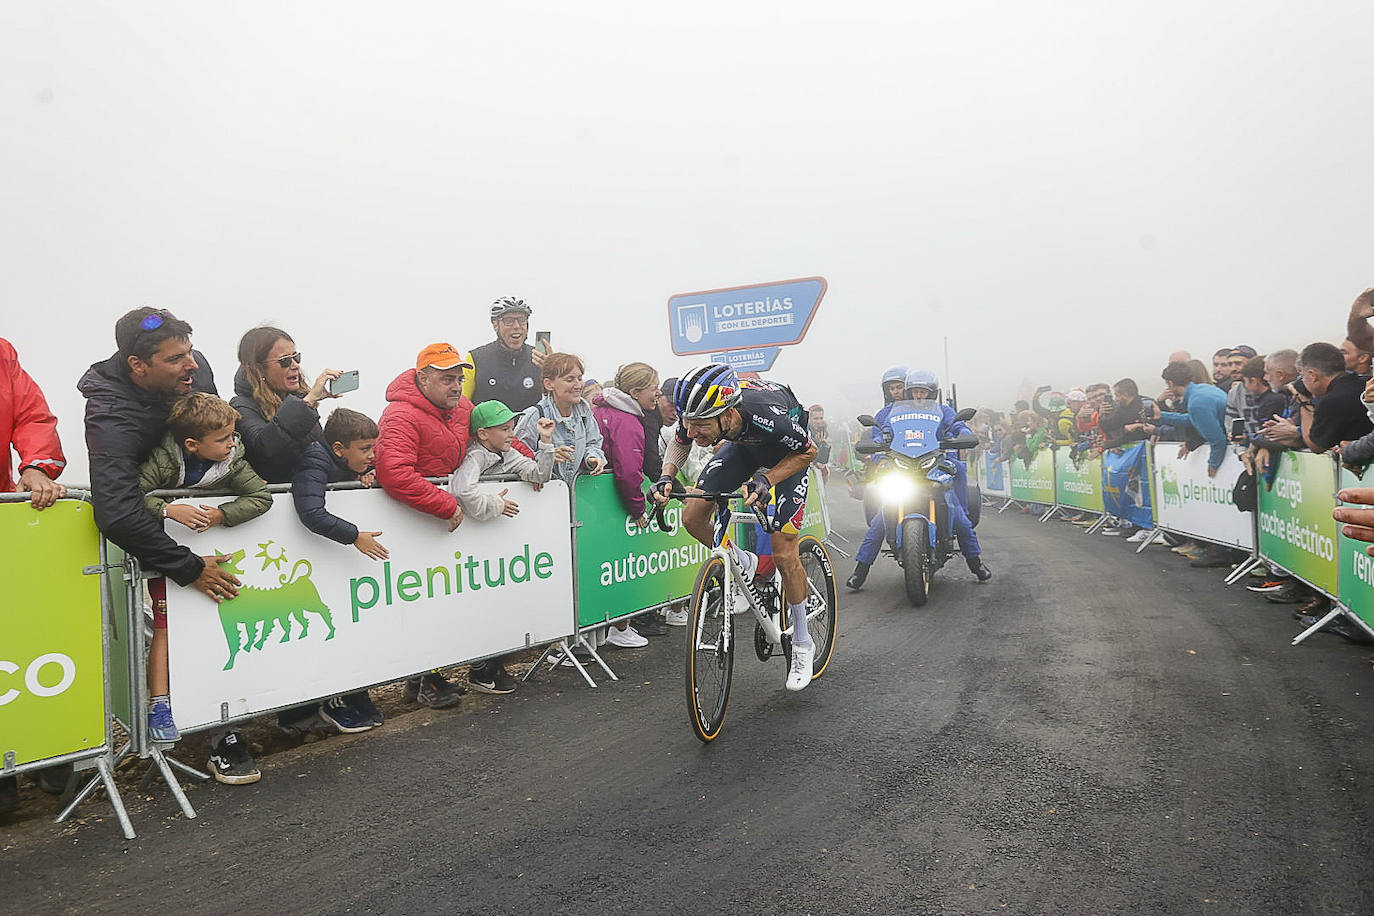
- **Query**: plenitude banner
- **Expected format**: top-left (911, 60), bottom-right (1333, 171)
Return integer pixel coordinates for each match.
top-left (0, 500), bottom-right (107, 768)
top-left (1009, 449), bottom-right (1055, 504)
top-left (1152, 447), bottom-right (1253, 550)
top-left (574, 474), bottom-right (708, 628)
top-left (1053, 450), bottom-right (1104, 514)
top-left (1257, 450), bottom-right (1338, 595)
top-left (1336, 465), bottom-right (1374, 630)
top-left (165, 483), bottom-right (574, 730)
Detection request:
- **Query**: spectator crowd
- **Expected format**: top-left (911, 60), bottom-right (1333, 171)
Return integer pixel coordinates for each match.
top-left (960, 287), bottom-right (1374, 641)
top-left (1, 296), bottom-right (767, 805)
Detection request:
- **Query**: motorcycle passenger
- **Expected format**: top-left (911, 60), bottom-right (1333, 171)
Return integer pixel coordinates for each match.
top-left (849, 370), bottom-right (991, 588)
top-left (848, 366), bottom-right (908, 590)
top-left (652, 364), bottom-right (820, 692)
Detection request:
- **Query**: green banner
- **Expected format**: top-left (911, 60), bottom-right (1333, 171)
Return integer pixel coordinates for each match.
top-left (0, 500), bottom-right (106, 767)
top-left (1337, 466), bottom-right (1374, 630)
top-left (573, 474), bottom-right (710, 627)
top-left (1053, 450), bottom-right (1104, 513)
top-left (1009, 449), bottom-right (1055, 503)
top-left (1258, 450), bottom-right (1338, 596)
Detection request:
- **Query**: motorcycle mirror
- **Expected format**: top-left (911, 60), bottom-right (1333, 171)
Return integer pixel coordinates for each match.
top-left (857, 414), bottom-right (876, 427)
top-left (954, 407), bottom-right (977, 423)
top-left (939, 434), bottom-right (980, 451)
top-left (854, 440), bottom-right (887, 455)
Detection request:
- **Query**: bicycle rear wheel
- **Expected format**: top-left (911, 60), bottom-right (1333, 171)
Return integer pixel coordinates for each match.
top-left (685, 555), bottom-right (734, 743)
top-left (797, 535), bottom-right (838, 680)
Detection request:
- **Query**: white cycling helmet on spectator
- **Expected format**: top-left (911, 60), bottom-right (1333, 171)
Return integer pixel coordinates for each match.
top-left (675, 363), bottom-right (743, 419)
top-left (489, 296), bottom-right (532, 321)
top-left (904, 368), bottom-right (940, 402)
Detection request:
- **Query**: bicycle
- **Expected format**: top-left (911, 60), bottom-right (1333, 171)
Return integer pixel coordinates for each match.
top-left (652, 487), bottom-right (838, 743)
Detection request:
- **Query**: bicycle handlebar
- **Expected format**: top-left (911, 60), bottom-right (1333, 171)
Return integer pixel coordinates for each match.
top-left (648, 486), bottom-right (765, 535)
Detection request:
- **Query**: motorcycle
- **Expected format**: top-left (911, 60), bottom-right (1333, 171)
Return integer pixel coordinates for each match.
top-left (855, 402), bottom-right (980, 606)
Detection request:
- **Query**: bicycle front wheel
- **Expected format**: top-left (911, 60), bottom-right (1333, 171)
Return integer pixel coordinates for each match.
top-left (798, 535), bottom-right (838, 680)
top-left (685, 554), bottom-right (734, 743)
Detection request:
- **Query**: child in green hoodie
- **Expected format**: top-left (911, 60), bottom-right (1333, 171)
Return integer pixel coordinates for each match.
top-left (138, 392), bottom-right (271, 755)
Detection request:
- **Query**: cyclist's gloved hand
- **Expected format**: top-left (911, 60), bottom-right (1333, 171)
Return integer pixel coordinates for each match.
top-left (651, 474), bottom-right (676, 504)
top-left (745, 471), bottom-right (773, 507)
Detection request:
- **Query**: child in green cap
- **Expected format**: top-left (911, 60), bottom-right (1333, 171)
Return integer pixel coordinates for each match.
top-left (448, 400), bottom-right (572, 694)
top-left (449, 400), bottom-right (572, 519)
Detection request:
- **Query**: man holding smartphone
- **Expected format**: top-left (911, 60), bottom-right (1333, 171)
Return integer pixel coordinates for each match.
top-left (463, 296), bottom-right (546, 413)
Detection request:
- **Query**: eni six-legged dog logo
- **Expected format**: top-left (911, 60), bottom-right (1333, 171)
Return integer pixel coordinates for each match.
top-left (213, 540), bottom-right (336, 670)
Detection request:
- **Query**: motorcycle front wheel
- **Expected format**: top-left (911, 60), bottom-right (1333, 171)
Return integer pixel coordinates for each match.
top-left (901, 517), bottom-right (931, 606)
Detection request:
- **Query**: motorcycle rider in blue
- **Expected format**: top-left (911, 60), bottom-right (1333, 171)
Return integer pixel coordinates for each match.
top-left (846, 369), bottom-right (992, 590)
top-left (861, 366), bottom-right (909, 526)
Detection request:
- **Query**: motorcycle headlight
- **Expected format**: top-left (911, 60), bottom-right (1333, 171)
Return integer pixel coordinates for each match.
top-left (877, 472), bottom-right (918, 503)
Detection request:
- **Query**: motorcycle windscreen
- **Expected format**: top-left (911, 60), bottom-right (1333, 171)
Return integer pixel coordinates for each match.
top-left (884, 398), bottom-right (944, 459)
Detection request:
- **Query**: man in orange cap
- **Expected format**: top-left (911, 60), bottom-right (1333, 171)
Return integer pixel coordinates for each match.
top-left (374, 342), bottom-right (476, 709)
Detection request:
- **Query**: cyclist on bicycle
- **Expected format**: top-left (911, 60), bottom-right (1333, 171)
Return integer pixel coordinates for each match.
top-left (651, 363), bottom-right (819, 692)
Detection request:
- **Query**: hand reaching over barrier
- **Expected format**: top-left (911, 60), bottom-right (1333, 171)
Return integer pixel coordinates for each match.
top-left (1335, 487), bottom-right (1374, 555)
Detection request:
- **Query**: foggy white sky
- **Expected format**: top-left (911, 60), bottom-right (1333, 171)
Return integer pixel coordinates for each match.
top-left (5, 1), bottom-right (1374, 482)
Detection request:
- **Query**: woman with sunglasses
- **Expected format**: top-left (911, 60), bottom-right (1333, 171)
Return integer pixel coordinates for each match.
top-left (231, 326), bottom-right (344, 485)
top-left (231, 328), bottom-right (381, 733)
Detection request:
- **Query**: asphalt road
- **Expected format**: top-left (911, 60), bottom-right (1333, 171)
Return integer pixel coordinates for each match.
top-left (6, 487), bottom-right (1374, 915)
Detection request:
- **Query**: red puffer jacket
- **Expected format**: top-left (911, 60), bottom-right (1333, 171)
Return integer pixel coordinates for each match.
top-left (375, 370), bottom-right (473, 520)
top-left (1, 338), bottom-right (65, 492)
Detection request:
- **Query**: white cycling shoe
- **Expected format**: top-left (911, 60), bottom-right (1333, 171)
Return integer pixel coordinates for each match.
top-left (785, 640), bottom-right (814, 691)
top-left (730, 549), bottom-right (759, 615)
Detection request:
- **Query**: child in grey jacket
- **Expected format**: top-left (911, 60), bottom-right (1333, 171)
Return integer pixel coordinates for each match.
top-left (449, 400), bottom-right (571, 520)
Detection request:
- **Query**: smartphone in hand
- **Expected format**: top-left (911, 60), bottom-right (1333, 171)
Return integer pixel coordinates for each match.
top-left (328, 370), bottom-right (360, 395)
top-left (535, 331), bottom-right (551, 355)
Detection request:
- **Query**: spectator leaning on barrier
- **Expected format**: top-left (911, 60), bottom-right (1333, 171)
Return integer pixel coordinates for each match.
top-left (138, 392), bottom-right (272, 780)
top-left (1157, 361), bottom-right (1228, 477)
top-left (232, 326), bottom-right (351, 735)
top-left (1238, 357), bottom-right (1287, 443)
top-left (593, 362), bottom-right (665, 645)
top-left (375, 342), bottom-right (475, 709)
top-left (0, 338), bottom-right (69, 813)
top-left (463, 296), bottom-right (545, 412)
top-left (1262, 342), bottom-right (1372, 455)
top-left (78, 308), bottom-right (239, 602)
top-left (449, 399), bottom-right (567, 694)
top-left (514, 351), bottom-right (607, 488)
top-left (1, 338), bottom-right (66, 508)
top-left (231, 326), bottom-right (344, 485)
top-left (291, 407), bottom-right (388, 734)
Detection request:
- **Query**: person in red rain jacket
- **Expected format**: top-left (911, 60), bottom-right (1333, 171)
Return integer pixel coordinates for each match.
top-left (1, 337), bottom-right (66, 507)
top-left (375, 343), bottom-right (477, 530)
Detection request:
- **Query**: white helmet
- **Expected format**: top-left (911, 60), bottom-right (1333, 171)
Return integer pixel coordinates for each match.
top-left (490, 296), bottom-right (532, 320)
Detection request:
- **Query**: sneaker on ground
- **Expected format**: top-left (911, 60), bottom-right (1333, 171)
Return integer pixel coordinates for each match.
top-left (320, 695), bottom-right (375, 733)
top-left (346, 691), bottom-right (384, 726)
top-left (604, 625), bottom-right (649, 649)
top-left (1125, 529), bottom-right (1152, 544)
top-left (147, 699), bottom-right (181, 743)
top-left (1246, 578), bottom-right (1291, 593)
top-left (785, 640), bottom-right (815, 692)
top-left (1101, 526), bottom-right (1123, 536)
top-left (411, 672), bottom-right (465, 708)
top-left (208, 732), bottom-right (260, 786)
top-left (664, 608), bottom-right (689, 627)
top-left (1264, 581), bottom-right (1310, 604)
top-left (635, 613), bottom-right (669, 636)
top-left (469, 663), bottom-right (519, 695)
top-left (1170, 542), bottom-right (1197, 554)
